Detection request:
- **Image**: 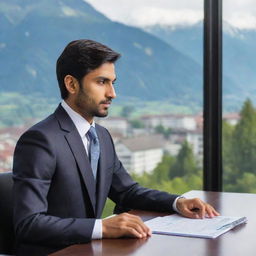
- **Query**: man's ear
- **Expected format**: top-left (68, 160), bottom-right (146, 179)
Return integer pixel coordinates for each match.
top-left (64, 75), bottom-right (79, 95)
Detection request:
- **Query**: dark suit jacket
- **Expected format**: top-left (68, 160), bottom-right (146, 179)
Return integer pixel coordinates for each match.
top-left (12, 105), bottom-right (178, 255)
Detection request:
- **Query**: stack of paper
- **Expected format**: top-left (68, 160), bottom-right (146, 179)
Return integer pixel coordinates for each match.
top-left (145, 214), bottom-right (247, 239)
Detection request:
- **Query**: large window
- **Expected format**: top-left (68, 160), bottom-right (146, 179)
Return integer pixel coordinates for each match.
top-left (222, 0), bottom-right (256, 192)
top-left (0, 1), bottom-right (204, 216)
top-left (1, 0), bottom-right (255, 207)
top-left (0, 1), bottom-right (204, 196)
top-left (0, 0), bottom-right (205, 216)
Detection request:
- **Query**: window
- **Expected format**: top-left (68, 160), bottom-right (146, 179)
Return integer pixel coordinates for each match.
top-left (0, 0), bottom-right (206, 214)
top-left (223, 0), bottom-right (256, 193)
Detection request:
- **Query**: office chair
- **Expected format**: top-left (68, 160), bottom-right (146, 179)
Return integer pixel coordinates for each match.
top-left (0, 172), bottom-right (15, 255)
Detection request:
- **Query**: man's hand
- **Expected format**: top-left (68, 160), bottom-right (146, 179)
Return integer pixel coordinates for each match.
top-left (176, 197), bottom-right (220, 219)
top-left (102, 213), bottom-right (151, 239)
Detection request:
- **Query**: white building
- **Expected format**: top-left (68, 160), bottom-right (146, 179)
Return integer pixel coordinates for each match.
top-left (223, 113), bottom-right (240, 126)
top-left (186, 129), bottom-right (203, 161)
top-left (164, 142), bottom-right (182, 156)
top-left (96, 116), bottom-right (129, 136)
top-left (141, 114), bottom-right (197, 131)
top-left (115, 134), bottom-right (165, 175)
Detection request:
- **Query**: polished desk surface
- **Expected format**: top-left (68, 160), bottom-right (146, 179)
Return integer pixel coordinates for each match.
top-left (50, 190), bottom-right (255, 256)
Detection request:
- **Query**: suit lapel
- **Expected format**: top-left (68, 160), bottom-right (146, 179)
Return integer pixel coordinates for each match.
top-left (65, 132), bottom-right (96, 213)
top-left (55, 105), bottom-right (96, 215)
top-left (95, 126), bottom-right (111, 217)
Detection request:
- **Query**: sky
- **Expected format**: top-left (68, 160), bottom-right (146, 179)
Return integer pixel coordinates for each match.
top-left (85, 0), bottom-right (256, 29)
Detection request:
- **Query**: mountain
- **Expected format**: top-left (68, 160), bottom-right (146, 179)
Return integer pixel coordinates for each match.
top-left (0, 0), bottom-right (203, 106)
top-left (144, 22), bottom-right (256, 109)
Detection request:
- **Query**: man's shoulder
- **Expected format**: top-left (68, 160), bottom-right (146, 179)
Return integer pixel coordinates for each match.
top-left (13, 113), bottom-right (59, 154)
top-left (95, 122), bottom-right (106, 131)
top-left (19, 109), bottom-right (62, 142)
top-left (25, 104), bottom-right (68, 135)
top-left (95, 123), bottom-right (115, 145)
top-left (28, 113), bottom-right (57, 134)
top-left (95, 122), bottom-right (111, 136)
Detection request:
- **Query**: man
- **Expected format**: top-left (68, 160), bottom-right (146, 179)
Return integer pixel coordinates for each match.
top-left (13, 39), bottom-right (219, 255)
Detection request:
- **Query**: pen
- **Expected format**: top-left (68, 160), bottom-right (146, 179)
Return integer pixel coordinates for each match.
top-left (217, 217), bottom-right (247, 230)
top-left (217, 223), bottom-right (233, 230)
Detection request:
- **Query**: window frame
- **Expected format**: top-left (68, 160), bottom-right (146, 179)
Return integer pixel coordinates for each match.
top-left (203, 0), bottom-right (223, 191)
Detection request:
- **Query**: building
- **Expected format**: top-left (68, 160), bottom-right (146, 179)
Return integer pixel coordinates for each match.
top-left (0, 126), bottom-right (27, 172)
top-left (96, 116), bottom-right (129, 136)
top-left (141, 114), bottom-right (197, 131)
top-left (115, 134), bottom-right (165, 175)
top-left (223, 113), bottom-right (240, 126)
top-left (186, 129), bottom-right (203, 163)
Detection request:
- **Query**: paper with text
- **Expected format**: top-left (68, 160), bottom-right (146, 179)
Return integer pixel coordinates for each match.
top-left (145, 214), bottom-right (247, 239)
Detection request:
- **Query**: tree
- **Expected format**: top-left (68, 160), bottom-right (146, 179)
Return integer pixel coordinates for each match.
top-left (234, 173), bottom-right (256, 193)
top-left (155, 125), bottom-right (172, 138)
top-left (129, 119), bottom-right (144, 128)
top-left (150, 154), bottom-right (175, 184)
top-left (101, 198), bottom-right (116, 218)
top-left (232, 99), bottom-right (256, 175)
top-left (130, 150), bottom-right (202, 194)
top-left (169, 140), bottom-right (198, 179)
top-left (222, 120), bottom-right (234, 166)
top-left (222, 121), bottom-right (239, 185)
top-left (121, 105), bottom-right (134, 118)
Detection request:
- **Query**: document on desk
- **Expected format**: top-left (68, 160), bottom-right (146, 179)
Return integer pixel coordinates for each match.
top-left (145, 214), bottom-right (247, 239)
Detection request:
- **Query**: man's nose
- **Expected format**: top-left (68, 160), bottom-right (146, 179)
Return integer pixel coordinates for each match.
top-left (107, 84), bottom-right (116, 99)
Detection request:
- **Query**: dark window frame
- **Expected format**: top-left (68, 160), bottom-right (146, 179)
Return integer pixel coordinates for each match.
top-left (203, 0), bottom-right (223, 191)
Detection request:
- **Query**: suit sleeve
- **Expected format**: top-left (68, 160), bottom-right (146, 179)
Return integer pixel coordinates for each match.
top-left (13, 129), bottom-right (95, 247)
top-left (107, 132), bottom-right (179, 213)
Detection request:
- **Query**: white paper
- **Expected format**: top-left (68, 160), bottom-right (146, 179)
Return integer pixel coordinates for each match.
top-left (145, 214), bottom-right (247, 239)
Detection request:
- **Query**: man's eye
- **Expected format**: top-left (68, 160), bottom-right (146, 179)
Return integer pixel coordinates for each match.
top-left (98, 80), bottom-right (105, 84)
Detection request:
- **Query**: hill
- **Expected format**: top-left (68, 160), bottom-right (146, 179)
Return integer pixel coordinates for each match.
top-left (144, 22), bottom-right (256, 109)
top-left (0, 0), bottom-right (203, 106)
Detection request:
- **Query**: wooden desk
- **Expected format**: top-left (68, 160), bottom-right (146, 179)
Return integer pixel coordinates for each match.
top-left (50, 190), bottom-right (255, 256)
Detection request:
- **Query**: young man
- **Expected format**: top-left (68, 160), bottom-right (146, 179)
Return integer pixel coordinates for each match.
top-left (13, 39), bottom-right (219, 255)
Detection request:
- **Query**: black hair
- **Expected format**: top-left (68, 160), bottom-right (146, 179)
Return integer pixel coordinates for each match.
top-left (56, 39), bottom-right (121, 99)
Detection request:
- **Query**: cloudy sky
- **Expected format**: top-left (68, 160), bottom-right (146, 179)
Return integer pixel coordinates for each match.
top-left (85, 0), bottom-right (256, 29)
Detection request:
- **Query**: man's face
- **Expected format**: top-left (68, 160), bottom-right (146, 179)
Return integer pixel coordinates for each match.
top-left (72, 62), bottom-right (117, 123)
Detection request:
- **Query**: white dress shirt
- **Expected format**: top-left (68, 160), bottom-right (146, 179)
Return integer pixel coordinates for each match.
top-left (61, 100), bottom-right (182, 239)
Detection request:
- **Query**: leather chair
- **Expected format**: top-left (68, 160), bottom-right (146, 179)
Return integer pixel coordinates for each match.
top-left (0, 172), bottom-right (15, 255)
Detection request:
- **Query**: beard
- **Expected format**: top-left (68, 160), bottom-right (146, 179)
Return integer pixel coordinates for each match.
top-left (75, 86), bottom-right (111, 119)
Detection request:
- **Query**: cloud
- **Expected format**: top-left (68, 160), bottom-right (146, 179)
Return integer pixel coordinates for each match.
top-left (127, 7), bottom-right (203, 27)
top-left (227, 13), bottom-right (256, 29)
top-left (224, 0), bottom-right (256, 29)
top-left (85, 0), bottom-right (256, 29)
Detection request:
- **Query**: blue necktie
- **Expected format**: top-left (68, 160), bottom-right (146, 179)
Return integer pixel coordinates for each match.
top-left (87, 126), bottom-right (100, 179)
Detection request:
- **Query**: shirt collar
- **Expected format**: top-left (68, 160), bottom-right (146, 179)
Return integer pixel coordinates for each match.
top-left (61, 100), bottom-right (95, 138)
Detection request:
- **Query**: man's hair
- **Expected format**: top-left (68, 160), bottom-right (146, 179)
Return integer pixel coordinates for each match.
top-left (56, 39), bottom-right (121, 99)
